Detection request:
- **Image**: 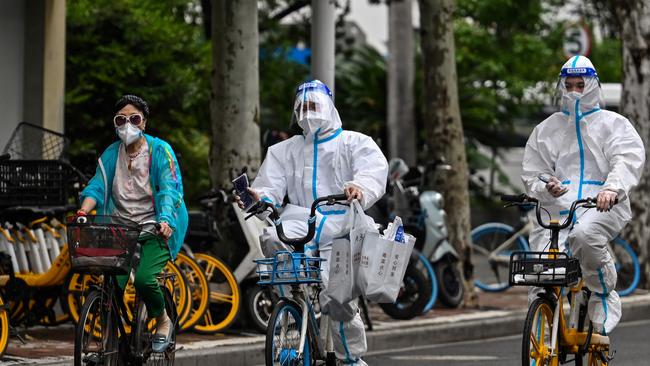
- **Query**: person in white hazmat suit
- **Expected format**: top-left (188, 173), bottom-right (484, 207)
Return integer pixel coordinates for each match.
top-left (522, 55), bottom-right (645, 336)
top-left (237, 80), bottom-right (388, 365)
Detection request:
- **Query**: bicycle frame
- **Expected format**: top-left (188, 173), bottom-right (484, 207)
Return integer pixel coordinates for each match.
top-left (285, 284), bottom-right (331, 361)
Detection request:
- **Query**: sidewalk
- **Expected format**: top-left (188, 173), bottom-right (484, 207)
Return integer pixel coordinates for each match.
top-left (3, 289), bottom-right (649, 365)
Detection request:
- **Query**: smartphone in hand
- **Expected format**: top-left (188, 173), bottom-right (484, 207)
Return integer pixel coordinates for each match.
top-left (538, 173), bottom-right (568, 196)
top-left (232, 173), bottom-right (255, 211)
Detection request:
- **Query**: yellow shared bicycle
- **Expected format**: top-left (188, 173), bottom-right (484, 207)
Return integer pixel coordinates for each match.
top-left (503, 194), bottom-right (612, 366)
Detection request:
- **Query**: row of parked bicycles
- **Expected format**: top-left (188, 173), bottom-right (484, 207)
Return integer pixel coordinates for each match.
top-left (0, 122), bottom-right (641, 364)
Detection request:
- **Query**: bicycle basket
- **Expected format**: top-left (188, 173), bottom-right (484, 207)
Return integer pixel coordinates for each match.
top-left (3, 122), bottom-right (69, 160)
top-left (67, 215), bottom-right (141, 274)
top-left (0, 160), bottom-right (74, 207)
top-left (509, 251), bottom-right (580, 287)
top-left (255, 251), bottom-right (324, 285)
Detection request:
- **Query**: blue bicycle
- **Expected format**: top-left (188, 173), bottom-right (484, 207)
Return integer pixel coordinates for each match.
top-left (250, 194), bottom-right (349, 366)
top-left (471, 205), bottom-right (640, 296)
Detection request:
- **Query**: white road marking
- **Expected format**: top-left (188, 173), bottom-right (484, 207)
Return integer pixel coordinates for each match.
top-left (390, 355), bottom-right (499, 361)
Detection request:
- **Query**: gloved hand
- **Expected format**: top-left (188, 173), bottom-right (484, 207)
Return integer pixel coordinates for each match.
top-left (545, 176), bottom-right (568, 197)
top-left (596, 189), bottom-right (618, 212)
top-left (234, 188), bottom-right (260, 210)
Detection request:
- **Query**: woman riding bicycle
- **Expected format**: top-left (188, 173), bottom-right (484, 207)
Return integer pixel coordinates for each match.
top-left (522, 56), bottom-right (645, 336)
top-left (77, 94), bottom-right (188, 352)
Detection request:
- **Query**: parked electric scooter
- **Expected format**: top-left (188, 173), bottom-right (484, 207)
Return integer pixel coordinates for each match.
top-left (368, 158), bottom-right (464, 318)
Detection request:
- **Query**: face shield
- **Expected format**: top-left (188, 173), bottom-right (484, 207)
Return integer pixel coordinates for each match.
top-left (555, 56), bottom-right (603, 114)
top-left (291, 80), bottom-right (342, 135)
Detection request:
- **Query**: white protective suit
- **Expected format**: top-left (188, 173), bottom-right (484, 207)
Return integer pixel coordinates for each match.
top-left (252, 80), bottom-right (389, 365)
top-left (522, 55), bottom-right (645, 335)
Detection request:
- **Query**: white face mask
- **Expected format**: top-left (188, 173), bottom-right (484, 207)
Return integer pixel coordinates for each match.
top-left (116, 123), bottom-right (143, 146)
top-left (298, 117), bottom-right (327, 135)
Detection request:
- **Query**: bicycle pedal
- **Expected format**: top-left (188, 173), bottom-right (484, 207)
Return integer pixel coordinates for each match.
top-left (599, 349), bottom-right (615, 363)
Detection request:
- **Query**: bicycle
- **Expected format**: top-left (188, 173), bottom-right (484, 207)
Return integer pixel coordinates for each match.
top-left (69, 215), bottom-right (178, 366)
top-left (250, 194), bottom-right (350, 366)
top-left (503, 194), bottom-right (612, 366)
top-left (471, 205), bottom-right (640, 296)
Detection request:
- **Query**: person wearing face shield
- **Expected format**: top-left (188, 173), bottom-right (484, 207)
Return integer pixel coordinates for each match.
top-left (77, 95), bottom-right (188, 352)
top-left (522, 56), bottom-right (645, 336)
top-left (237, 80), bottom-right (388, 365)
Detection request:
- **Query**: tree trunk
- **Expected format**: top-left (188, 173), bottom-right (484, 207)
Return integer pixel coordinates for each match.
top-left (210, 0), bottom-right (261, 188)
top-left (418, 0), bottom-right (477, 306)
top-left (609, 1), bottom-right (650, 288)
top-left (388, 0), bottom-right (416, 166)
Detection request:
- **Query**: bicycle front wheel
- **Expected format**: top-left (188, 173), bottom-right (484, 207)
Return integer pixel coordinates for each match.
top-left (610, 237), bottom-right (640, 297)
top-left (471, 223), bottom-right (529, 292)
top-left (74, 290), bottom-right (119, 366)
top-left (266, 299), bottom-right (309, 366)
top-left (522, 297), bottom-right (556, 366)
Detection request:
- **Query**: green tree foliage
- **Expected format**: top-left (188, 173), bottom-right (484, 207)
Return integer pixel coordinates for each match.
top-left (65, 0), bottom-right (211, 203)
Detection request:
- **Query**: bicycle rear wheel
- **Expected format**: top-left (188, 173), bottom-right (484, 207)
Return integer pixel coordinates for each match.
top-left (522, 297), bottom-right (556, 366)
top-left (610, 237), bottom-right (640, 297)
top-left (266, 299), bottom-right (309, 366)
top-left (74, 290), bottom-right (119, 366)
top-left (471, 223), bottom-right (529, 292)
top-left (133, 286), bottom-right (178, 366)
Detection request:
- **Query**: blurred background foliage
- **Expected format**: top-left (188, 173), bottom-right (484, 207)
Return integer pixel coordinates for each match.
top-left (64, 0), bottom-right (623, 207)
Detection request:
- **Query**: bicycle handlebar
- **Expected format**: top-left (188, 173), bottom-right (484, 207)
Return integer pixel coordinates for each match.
top-left (500, 194), bottom-right (617, 231)
top-left (248, 194), bottom-right (349, 252)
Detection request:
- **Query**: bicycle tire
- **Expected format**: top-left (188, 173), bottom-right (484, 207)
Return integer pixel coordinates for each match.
top-left (174, 252), bottom-right (210, 331)
top-left (265, 299), bottom-right (310, 366)
top-left (74, 290), bottom-right (119, 366)
top-left (610, 236), bottom-right (640, 297)
top-left (192, 253), bottom-right (241, 334)
top-left (378, 261), bottom-right (431, 320)
top-left (471, 223), bottom-right (529, 292)
top-left (0, 295), bottom-right (9, 359)
top-left (416, 251), bottom-right (438, 314)
top-left (522, 297), bottom-right (556, 366)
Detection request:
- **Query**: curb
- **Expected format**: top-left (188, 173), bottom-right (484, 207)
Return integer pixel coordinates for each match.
top-left (15, 294), bottom-right (650, 365)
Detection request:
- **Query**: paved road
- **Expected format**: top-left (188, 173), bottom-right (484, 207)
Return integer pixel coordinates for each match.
top-left (364, 319), bottom-right (650, 365)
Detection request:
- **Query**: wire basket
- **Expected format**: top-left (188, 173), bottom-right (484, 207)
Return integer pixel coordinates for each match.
top-left (509, 251), bottom-right (581, 287)
top-left (0, 160), bottom-right (74, 207)
top-left (3, 122), bottom-right (68, 160)
top-left (255, 251), bottom-right (324, 286)
top-left (67, 215), bottom-right (141, 275)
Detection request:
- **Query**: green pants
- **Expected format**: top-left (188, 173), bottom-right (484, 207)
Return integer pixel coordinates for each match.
top-left (117, 237), bottom-right (170, 318)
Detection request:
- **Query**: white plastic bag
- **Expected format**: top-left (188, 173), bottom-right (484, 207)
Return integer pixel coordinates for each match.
top-left (356, 216), bottom-right (415, 303)
top-left (327, 200), bottom-right (377, 304)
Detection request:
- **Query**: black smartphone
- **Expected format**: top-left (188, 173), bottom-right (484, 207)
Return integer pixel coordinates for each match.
top-left (232, 173), bottom-right (255, 211)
